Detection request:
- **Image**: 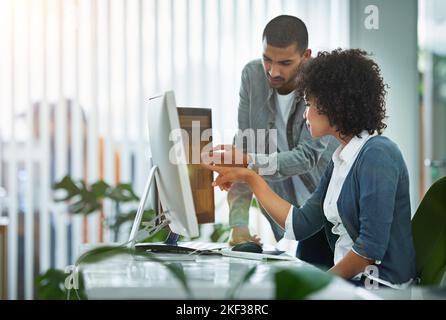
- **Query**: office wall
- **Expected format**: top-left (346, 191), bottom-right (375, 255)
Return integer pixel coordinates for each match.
top-left (349, 0), bottom-right (420, 211)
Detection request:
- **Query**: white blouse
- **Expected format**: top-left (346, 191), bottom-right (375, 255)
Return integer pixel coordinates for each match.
top-left (284, 130), bottom-right (373, 253)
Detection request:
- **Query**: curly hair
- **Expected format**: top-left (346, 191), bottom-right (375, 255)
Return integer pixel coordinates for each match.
top-left (296, 49), bottom-right (388, 138)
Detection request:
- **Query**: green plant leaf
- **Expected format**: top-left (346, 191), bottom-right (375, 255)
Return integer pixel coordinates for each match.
top-left (76, 245), bottom-right (132, 264)
top-left (143, 252), bottom-right (192, 298)
top-left (140, 228), bottom-right (169, 243)
top-left (35, 269), bottom-right (67, 300)
top-left (68, 196), bottom-right (101, 215)
top-left (53, 175), bottom-right (81, 201)
top-left (107, 209), bottom-right (156, 231)
top-left (210, 223), bottom-right (231, 243)
top-left (80, 186), bottom-right (104, 214)
top-left (274, 267), bottom-right (333, 299)
top-left (91, 180), bottom-right (110, 198)
top-left (35, 268), bottom-right (87, 300)
top-left (226, 265), bottom-right (257, 299)
top-left (106, 183), bottom-right (140, 202)
top-left (75, 245), bottom-right (192, 298)
top-left (67, 199), bottom-right (85, 214)
top-left (54, 176), bottom-right (105, 215)
top-left (67, 271), bottom-right (87, 300)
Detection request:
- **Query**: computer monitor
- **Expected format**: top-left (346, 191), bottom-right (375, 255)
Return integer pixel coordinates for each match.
top-left (128, 91), bottom-right (199, 246)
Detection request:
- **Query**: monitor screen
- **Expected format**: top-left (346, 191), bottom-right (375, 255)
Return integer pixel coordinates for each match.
top-left (145, 91), bottom-right (199, 238)
top-left (129, 91), bottom-right (199, 245)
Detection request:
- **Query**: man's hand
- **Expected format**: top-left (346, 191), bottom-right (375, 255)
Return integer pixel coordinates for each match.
top-left (204, 144), bottom-right (249, 167)
top-left (200, 163), bottom-right (254, 191)
top-left (229, 226), bottom-right (262, 246)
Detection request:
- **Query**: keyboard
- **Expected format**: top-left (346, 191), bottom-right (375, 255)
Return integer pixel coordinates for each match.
top-left (219, 249), bottom-right (298, 261)
top-left (134, 242), bottom-right (226, 255)
top-left (135, 243), bottom-right (196, 253)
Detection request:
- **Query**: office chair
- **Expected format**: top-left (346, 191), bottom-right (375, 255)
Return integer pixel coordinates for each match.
top-left (412, 176), bottom-right (446, 286)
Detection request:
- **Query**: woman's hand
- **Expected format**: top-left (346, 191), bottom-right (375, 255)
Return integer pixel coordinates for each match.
top-left (201, 163), bottom-right (292, 228)
top-left (200, 163), bottom-right (253, 191)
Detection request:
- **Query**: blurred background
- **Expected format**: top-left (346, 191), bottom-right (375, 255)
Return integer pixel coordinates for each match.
top-left (0, 0), bottom-right (444, 299)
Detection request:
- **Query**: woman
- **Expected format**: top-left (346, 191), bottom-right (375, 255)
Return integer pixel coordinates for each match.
top-left (203, 49), bottom-right (416, 288)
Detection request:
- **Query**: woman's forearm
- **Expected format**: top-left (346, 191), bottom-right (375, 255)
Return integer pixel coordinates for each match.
top-left (328, 250), bottom-right (373, 279)
top-left (245, 172), bottom-right (292, 228)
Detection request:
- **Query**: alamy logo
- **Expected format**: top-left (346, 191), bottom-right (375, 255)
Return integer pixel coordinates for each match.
top-left (169, 122), bottom-right (278, 175)
top-left (64, 265), bottom-right (80, 290)
top-left (364, 265), bottom-right (380, 290)
top-left (364, 5), bottom-right (379, 30)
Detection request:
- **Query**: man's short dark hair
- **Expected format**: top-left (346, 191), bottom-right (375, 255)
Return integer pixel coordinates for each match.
top-left (262, 15), bottom-right (308, 54)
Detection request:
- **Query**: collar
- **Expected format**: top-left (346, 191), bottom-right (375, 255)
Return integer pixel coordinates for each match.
top-left (332, 130), bottom-right (372, 166)
top-left (266, 88), bottom-right (302, 113)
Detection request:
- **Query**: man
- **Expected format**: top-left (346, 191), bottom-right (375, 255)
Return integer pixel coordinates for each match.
top-left (217, 15), bottom-right (338, 268)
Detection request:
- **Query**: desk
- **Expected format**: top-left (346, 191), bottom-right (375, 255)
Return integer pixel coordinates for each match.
top-left (81, 252), bottom-right (378, 300)
top-left (371, 286), bottom-right (446, 300)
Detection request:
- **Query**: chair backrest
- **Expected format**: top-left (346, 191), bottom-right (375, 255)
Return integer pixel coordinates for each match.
top-left (412, 176), bottom-right (446, 286)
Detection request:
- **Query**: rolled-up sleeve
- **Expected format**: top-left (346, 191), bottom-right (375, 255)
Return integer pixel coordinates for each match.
top-left (227, 182), bottom-right (253, 228)
top-left (227, 64), bottom-right (253, 228)
top-left (290, 198), bottom-right (324, 241)
top-left (352, 148), bottom-right (399, 262)
top-left (249, 128), bottom-right (331, 179)
top-left (284, 205), bottom-right (296, 240)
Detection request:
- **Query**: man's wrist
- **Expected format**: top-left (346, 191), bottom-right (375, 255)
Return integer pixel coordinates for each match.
top-left (244, 170), bottom-right (258, 186)
top-left (231, 226), bottom-right (249, 232)
top-left (230, 226), bottom-right (250, 240)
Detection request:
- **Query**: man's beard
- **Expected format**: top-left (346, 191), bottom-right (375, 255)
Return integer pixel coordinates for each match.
top-left (263, 59), bottom-right (302, 90)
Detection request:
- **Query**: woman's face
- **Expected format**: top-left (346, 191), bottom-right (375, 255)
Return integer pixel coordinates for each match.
top-left (303, 96), bottom-right (333, 138)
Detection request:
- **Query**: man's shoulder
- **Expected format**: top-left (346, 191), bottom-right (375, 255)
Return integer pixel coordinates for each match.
top-left (241, 59), bottom-right (270, 95)
top-left (242, 59), bottom-right (265, 77)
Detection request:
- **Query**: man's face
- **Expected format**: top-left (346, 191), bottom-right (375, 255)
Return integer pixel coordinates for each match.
top-left (262, 40), bottom-right (310, 94)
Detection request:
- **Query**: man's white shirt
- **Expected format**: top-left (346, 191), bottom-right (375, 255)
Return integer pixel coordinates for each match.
top-left (273, 92), bottom-right (311, 206)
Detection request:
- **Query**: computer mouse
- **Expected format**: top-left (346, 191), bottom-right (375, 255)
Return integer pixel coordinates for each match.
top-left (231, 241), bottom-right (263, 253)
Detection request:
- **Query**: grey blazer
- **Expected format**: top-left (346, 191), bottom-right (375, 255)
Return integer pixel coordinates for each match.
top-left (228, 59), bottom-right (338, 239)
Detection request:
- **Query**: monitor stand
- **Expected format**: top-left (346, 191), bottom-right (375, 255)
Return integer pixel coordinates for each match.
top-left (134, 230), bottom-right (205, 254)
top-left (164, 231), bottom-right (180, 245)
top-left (128, 165), bottom-right (201, 254)
top-left (128, 165), bottom-right (170, 247)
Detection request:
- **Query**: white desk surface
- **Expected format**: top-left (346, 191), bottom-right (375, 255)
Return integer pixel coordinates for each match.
top-left (80, 251), bottom-right (379, 300)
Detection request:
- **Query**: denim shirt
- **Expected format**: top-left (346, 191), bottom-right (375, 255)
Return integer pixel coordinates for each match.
top-left (228, 59), bottom-right (338, 238)
top-left (290, 135), bottom-right (416, 284)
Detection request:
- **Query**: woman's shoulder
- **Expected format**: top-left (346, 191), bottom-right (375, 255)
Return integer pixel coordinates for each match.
top-left (363, 135), bottom-right (401, 154)
top-left (358, 135), bottom-right (406, 167)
